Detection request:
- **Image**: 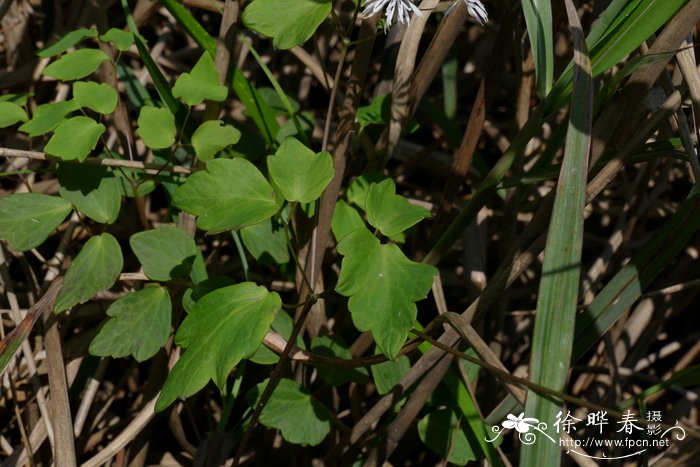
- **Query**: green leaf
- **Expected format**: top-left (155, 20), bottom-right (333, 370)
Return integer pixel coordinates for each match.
top-left (545, 0), bottom-right (687, 114)
top-left (418, 409), bottom-right (477, 465)
top-left (239, 217), bottom-right (290, 264)
top-left (311, 335), bottom-right (369, 386)
top-left (130, 225), bottom-right (199, 281)
top-left (275, 111), bottom-right (315, 144)
top-left (37, 28), bottom-right (98, 58)
top-left (0, 102), bottom-right (28, 127)
top-left (156, 283), bottom-right (281, 411)
top-left (242, 0), bottom-right (332, 50)
top-left (365, 179), bottom-right (431, 237)
top-left (0, 193), bottom-right (72, 251)
top-left (356, 93), bottom-right (392, 132)
top-left (250, 311), bottom-right (301, 364)
top-left (336, 227), bottom-right (436, 358)
top-left (43, 49), bottom-right (111, 81)
top-left (172, 52), bottom-right (227, 106)
top-left (521, 0), bottom-right (553, 97)
top-left (136, 106), bottom-right (176, 149)
top-left (173, 158), bottom-right (280, 233)
top-left (258, 87), bottom-right (301, 116)
top-left (19, 100), bottom-right (80, 137)
top-left (192, 120), bottom-right (241, 161)
top-left (371, 355), bottom-right (410, 395)
top-left (58, 163), bottom-right (121, 223)
top-left (89, 285), bottom-right (171, 361)
top-left (0, 93), bottom-right (30, 106)
top-left (331, 200), bottom-right (365, 242)
top-left (134, 36), bottom-right (185, 117)
top-left (522, 6), bottom-right (592, 464)
top-left (99, 28), bottom-right (134, 51)
top-left (346, 172), bottom-right (385, 210)
top-left (619, 366), bottom-right (700, 412)
top-left (355, 94), bottom-right (419, 134)
top-left (232, 68), bottom-right (280, 145)
top-left (181, 276), bottom-right (236, 314)
top-left (267, 137), bottom-right (334, 203)
top-left (73, 81), bottom-right (118, 114)
top-left (246, 378), bottom-right (332, 445)
top-left (54, 233), bottom-right (123, 313)
top-left (159, 0), bottom-right (217, 56)
top-left (44, 116), bottom-right (105, 162)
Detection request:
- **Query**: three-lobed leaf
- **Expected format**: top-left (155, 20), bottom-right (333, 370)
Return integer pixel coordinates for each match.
top-left (371, 355), bottom-right (411, 395)
top-left (311, 335), bottom-right (369, 386)
top-left (0, 102), bottom-right (28, 127)
top-left (156, 282), bottom-right (281, 411)
top-left (136, 106), bottom-right (176, 149)
top-left (43, 49), bottom-right (111, 81)
top-left (19, 100), bottom-right (80, 137)
top-left (58, 163), bottom-right (121, 223)
top-left (0, 193), bottom-right (72, 251)
top-left (346, 172), bottom-right (385, 210)
top-left (44, 116), bottom-right (105, 161)
top-left (331, 200), bottom-right (365, 242)
top-left (89, 285), bottom-right (171, 361)
top-left (242, 0), bottom-right (332, 50)
top-left (54, 233), bottom-right (123, 312)
top-left (336, 227), bottom-right (436, 358)
top-left (73, 81), bottom-right (118, 114)
top-left (130, 225), bottom-right (200, 281)
top-left (365, 179), bottom-right (431, 237)
top-left (173, 158), bottom-right (280, 233)
top-left (172, 52), bottom-right (227, 106)
top-left (191, 120), bottom-right (241, 161)
top-left (267, 137), bottom-right (334, 203)
top-left (418, 409), bottom-right (477, 465)
top-left (99, 28), bottom-right (134, 51)
top-left (246, 378), bottom-right (332, 445)
top-left (239, 217), bottom-right (290, 264)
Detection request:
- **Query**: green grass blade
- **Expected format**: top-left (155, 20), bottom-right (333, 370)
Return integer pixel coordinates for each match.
top-left (441, 50), bottom-right (458, 119)
top-left (243, 38), bottom-right (309, 146)
top-left (231, 68), bottom-right (281, 146)
top-left (424, 108), bottom-right (543, 265)
top-left (545, 0), bottom-right (688, 114)
top-left (159, 0), bottom-right (217, 56)
top-left (0, 279), bottom-right (63, 376)
top-left (619, 366), bottom-right (700, 410)
top-left (134, 36), bottom-right (184, 118)
top-left (521, 0), bottom-right (553, 97)
top-left (573, 191), bottom-right (700, 363)
top-left (520, 2), bottom-right (592, 465)
top-left (441, 365), bottom-right (503, 465)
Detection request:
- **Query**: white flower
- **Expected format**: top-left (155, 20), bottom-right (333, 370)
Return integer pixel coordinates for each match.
top-left (502, 413), bottom-right (539, 433)
top-left (363, 0), bottom-right (422, 28)
top-left (448, 0), bottom-right (488, 25)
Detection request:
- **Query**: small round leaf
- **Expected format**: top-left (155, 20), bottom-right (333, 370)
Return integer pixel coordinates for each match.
top-left (43, 49), bottom-right (111, 81)
top-left (136, 106), bottom-right (176, 149)
top-left (73, 81), bottom-right (118, 114)
top-left (192, 120), bottom-right (241, 161)
top-left (0, 193), bottom-right (72, 251)
top-left (44, 116), bottom-right (106, 162)
top-left (172, 53), bottom-right (227, 106)
top-left (267, 137), bottom-right (334, 203)
top-left (0, 102), bottom-right (28, 127)
top-left (19, 100), bottom-right (80, 137)
top-left (99, 28), bottom-right (134, 51)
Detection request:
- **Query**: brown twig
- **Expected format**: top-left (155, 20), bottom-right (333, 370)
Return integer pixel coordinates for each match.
top-left (0, 147), bottom-right (192, 175)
